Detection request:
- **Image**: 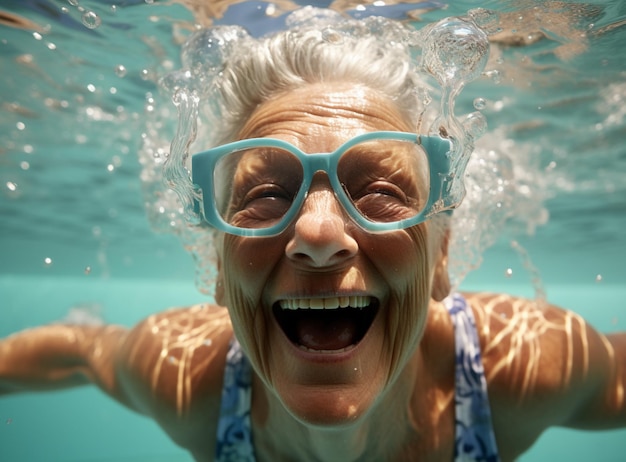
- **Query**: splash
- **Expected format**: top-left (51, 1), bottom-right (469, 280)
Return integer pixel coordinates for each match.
top-left (139, 89), bottom-right (218, 294)
top-left (447, 128), bottom-right (550, 288)
top-left (164, 89), bottom-right (201, 223)
top-left (511, 240), bottom-right (547, 303)
top-left (139, 7), bottom-right (549, 293)
top-left (418, 15), bottom-right (490, 211)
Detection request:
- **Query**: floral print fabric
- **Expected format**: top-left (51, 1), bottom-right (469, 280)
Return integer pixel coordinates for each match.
top-left (215, 338), bottom-right (255, 461)
top-left (446, 293), bottom-right (500, 462)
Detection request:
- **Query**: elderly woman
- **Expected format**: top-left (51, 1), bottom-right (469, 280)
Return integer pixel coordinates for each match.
top-left (1, 14), bottom-right (625, 462)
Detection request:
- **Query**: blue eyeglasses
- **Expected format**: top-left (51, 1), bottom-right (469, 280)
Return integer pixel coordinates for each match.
top-left (192, 131), bottom-right (456, 237)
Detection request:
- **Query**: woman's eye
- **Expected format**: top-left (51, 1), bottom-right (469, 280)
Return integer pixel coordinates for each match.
top-left (242, 184), bottom-right (292, 207)
top-left (228, 183), bottom-right (294, 226)
top-left (348, 180), bottom-right (421, 222)
top-left (363, 181), bottom-right (408, 202)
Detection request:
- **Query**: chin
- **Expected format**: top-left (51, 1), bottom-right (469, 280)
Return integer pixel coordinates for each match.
top-left (278, 381), bottom-right (382, 428)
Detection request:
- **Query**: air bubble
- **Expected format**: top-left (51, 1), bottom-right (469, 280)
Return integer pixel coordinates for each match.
top-left (421, 17), bottom-right (490, 88)
top-left (463, 111), bottom-right (487, 139)
top-left (595, 274), bottom-right (602, 282)
top-left (179, 26), bottom-right (249, 87)
top-left (505, 268), bottom-right (513, 277)
top-left (114, 64), bottom-right (127, 77)
top-left (484, 69), bottom-right (501, 84)
top-left (6, 181), bottom-right (17, 192)
top-left (82, 11), bottom-right (101, 30)
top-left (44, 257), bottom-right (53, 266)
top-left (84, 266), bottom-right (92, 275)
top-left (473, 97), bottom-right (487, 110)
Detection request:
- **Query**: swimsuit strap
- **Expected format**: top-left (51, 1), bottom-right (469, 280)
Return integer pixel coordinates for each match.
top-left (215, 338), bottom-right (257, 462)
top-left (446, 293), bottom-right (500, 462)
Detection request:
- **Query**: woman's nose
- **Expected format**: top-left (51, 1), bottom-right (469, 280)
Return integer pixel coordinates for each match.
top-left (285, 184), bottom-right (358, 268)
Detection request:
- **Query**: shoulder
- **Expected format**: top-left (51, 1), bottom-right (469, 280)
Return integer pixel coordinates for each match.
top-left (117, 304), bottom-right (233, 453)
top-left (461, 291), bottom-right (593, 392)
top-left (462, 292), bottom-right (611, 456)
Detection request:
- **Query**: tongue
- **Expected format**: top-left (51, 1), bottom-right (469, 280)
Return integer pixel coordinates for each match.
top-left (295, 309), bottom-right (358, 351)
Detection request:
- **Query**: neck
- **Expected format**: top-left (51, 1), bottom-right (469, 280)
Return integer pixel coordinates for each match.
top-left (251, 353), bottom-right (423, 462)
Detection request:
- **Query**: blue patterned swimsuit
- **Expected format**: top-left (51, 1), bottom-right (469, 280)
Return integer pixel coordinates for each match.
top-left (215, 293), bottom-right (500, 461)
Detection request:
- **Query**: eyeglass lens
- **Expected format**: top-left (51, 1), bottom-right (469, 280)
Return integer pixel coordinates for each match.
top-left (212, 139), bottom-right (430, 230)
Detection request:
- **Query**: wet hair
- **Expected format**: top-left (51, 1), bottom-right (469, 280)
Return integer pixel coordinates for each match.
top-left (211, 19), bottom-right (427, 145)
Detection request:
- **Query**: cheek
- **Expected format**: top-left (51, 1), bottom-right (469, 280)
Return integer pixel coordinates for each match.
top-left (362, 226), bottom-right (432, 378)
top-left (223, 237), bottom-right (270, 297)
top-left (362, 226), bottom-right (431, 296)
top-left (399, 225), bottom-right (432, 327)
top-left (221, 235), bottom-right (285, 373)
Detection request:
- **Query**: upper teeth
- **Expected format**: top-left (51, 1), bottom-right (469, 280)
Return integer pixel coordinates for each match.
top-left (279, 295), bottom-right (371, 310)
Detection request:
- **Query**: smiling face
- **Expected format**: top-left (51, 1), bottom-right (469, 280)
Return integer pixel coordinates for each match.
top-left (215, 82), bottom-right (450, 427)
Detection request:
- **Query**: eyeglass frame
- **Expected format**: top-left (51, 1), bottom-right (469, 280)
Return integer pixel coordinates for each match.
top-left (191, 131), bottom-right (455, 237)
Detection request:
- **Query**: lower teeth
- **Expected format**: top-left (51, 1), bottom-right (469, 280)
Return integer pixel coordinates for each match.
top-left (298, 343), bottom-right (356, 353)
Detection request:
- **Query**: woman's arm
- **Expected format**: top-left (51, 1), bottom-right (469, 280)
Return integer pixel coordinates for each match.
top-left (468, 293), bottom-right (626, 457)
top-left (566, 330), bottom-right (626, 428)
top-left (0, 305), bottom-right (234, 420)
top-left (0, 324), bottom-right (135, 408)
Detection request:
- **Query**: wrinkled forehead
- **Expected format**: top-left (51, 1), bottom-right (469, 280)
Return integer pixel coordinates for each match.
top-left (237, 83), bottom-right (413, 149)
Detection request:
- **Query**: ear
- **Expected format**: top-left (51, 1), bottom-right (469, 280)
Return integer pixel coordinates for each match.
top-left (431, 228), bottom-right (451, 302)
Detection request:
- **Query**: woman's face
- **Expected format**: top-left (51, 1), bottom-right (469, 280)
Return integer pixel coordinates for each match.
top-left (216, 83), bottom-right (449, 427)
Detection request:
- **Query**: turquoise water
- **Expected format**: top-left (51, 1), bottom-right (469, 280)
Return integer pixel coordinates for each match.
top-left (1, 0), bottom-right (626, 460)
top-left (2, 277), bottom-right (625, 461)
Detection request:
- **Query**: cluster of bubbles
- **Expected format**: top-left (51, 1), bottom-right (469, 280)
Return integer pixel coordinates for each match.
top-left (59, 0), bottom-right (104, 30)
top-left (137, 7), bottom-right (549, 293)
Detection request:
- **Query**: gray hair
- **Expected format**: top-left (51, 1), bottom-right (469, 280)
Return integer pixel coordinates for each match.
top-left (208, 16), bottom-right (430, 145)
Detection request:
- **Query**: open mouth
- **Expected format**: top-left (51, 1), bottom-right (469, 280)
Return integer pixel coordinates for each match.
top-left (273, 296), bottom-right (379, 352)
